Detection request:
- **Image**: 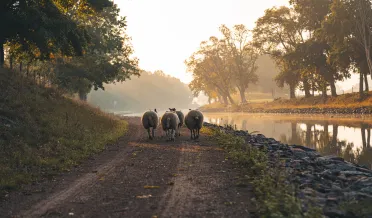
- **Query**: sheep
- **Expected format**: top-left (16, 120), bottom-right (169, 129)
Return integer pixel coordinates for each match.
top-left (141, 109), bottom-right (159, 140)
top-left (169, 108), bottom-right (184, 136)
top-left (161, 111), bottom-right (180, 141)
top-left (185, 109), bottom-right (204, 139)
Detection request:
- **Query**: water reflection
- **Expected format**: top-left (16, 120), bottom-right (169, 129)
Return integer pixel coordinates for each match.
top-left (204, 113), bottom-right (372, 169)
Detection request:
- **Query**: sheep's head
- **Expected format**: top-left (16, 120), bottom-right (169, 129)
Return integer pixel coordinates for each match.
top-left (154, 109), bottom-right (157, 113)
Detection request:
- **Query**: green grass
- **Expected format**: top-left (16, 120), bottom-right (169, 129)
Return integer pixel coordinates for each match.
top-left (206, 127), bottom-right (323, 218)
top-left (0, 68), bottom-right (128, 192)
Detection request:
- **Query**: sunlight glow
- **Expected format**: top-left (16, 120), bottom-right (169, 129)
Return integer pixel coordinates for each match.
top-left (116, 0), bottom-right (289, 84)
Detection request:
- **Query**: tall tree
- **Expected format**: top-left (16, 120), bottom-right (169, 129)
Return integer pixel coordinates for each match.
top-left (220, 24), bottom-right (259, 103)
top-left (253, 6), bottom-right (306, 99)
top-left (0, 0), bottom-right (113, 67)
top-left (186, 37), bottom-right (236, 105)
top-left (53, 4), bottom-right (139, 100)
top-left (321, 0), bottom-right (370, 99)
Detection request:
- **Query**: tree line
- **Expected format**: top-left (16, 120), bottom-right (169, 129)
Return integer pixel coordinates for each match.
top-left (88, 70), bottom-right (196, 112)
top-left (0, 0), bottom-right (139, 99)
top-left (187, 0), bottom-right (372, 104)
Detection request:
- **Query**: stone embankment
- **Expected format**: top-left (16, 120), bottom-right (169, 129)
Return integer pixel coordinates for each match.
top-left (204, 122), bottom-right (372, 217)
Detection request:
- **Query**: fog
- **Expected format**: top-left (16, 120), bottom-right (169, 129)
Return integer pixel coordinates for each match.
top-left (87, 70), bottom-right (199, 113)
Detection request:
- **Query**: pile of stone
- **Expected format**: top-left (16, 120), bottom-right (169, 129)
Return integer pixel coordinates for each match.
top-left (204, 122), bottom-right (372, 217)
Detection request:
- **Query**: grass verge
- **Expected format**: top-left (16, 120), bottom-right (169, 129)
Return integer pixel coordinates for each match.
top-left (201, 127), bottom-right (323, 217)
top-left (0, 68), bottom-right (128, 193)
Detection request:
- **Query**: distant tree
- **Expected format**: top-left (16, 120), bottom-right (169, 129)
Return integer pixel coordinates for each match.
top-left (220, 24), bottom-right (259, 103)
top-left (186, 37), bottom-right (236, 105)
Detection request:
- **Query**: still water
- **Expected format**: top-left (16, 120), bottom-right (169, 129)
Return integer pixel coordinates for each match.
top-left (204, 113), bottom-right (372, 169)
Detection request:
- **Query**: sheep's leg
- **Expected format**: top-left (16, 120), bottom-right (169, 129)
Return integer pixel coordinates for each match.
top-left (152, 128), bottom-right (155, 139)
top-left (172, 129), bottom-right (176, 141)
top-left (196, 128), bottom-right (200, 139)
top-left (190, 129), bottom-right (193, 139)
top-left (147, 128), bottom-right (152, 140)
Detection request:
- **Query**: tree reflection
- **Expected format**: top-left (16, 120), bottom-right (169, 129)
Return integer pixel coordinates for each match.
top-left (357, 125), bottom-right (372, 169)
top-left (279, 121), bottom-right (372, 168)
top-left (205, 114), bottom-right (372, 169)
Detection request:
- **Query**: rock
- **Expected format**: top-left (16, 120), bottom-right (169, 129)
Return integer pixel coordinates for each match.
top-left (324, 208), bottom-right (347, 217)
top-left (340, 171), bottom-right (371, 177)
top-left (344, 191), bottom-right (372, 200)
top-left (203, 121), bottom-right (372, 217)
top-left (360, 186), bottom-right (372, 194)
top-left (291, 145), bottom-right (316, 152)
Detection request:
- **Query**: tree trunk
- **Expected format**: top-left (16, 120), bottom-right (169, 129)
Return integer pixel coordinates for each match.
top-left (303, 79), bottom-right (311, 98)
top-left (9, 55), bottom-right (13, 69)
top-left (78, 91), bottom-right (88, 101)
top-left (368, 128), bottom-right (371, 147)
top-left (322, 85), bottom-right (327, 98)
top-left (208, 97), bottom-right (211, 104)
top-left (289, 84), bottom-right (296, 99)
top-left (227, 92), bottom-right (235, 105)
top-left (218, 95), bottom-right (223, 103)
top-left (222, 95), bottom-right (228, 105)
top-left (329, 78), bottom-right (337, 97)
top-left (365, 71), bottom-right (369, 92)
top-left (360, 71), bottom-right (364, 100)
top-left (364, 43), bottom-right (372, 78)
top-left (27, 64), bottom-right (30, 78)
top-left (238, 87), bottom-right (247, 103)
top-left (0, 41), bottom-right (4, 68)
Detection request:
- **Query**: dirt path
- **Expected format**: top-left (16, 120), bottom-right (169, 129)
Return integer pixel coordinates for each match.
top-left (0, 117), bottom-right (253, 218)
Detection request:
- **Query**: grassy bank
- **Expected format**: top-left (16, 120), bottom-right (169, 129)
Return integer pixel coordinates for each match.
top-left (200, 92), bottom-right (372, 113)
top-left (201, 127), bottom-right (322, 217)
top-left (0, 68), bottom-right (127, 192)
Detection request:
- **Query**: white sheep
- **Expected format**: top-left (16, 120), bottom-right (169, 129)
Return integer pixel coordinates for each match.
top-left (169, 108), bottom-right (184, 136)
top-left (161, 111), bottom-right (180, 141)
top-left (141, 109), bottom-right (159, 140)
top-left (185, 109), bottom-right (204, 139)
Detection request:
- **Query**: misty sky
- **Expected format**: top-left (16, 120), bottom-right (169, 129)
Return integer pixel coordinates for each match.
top-left (117, 0), bottom-right (359, 91)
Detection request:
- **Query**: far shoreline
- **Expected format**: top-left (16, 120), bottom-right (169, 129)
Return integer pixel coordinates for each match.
top-left (198, 106), bottom-right (372, 115)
